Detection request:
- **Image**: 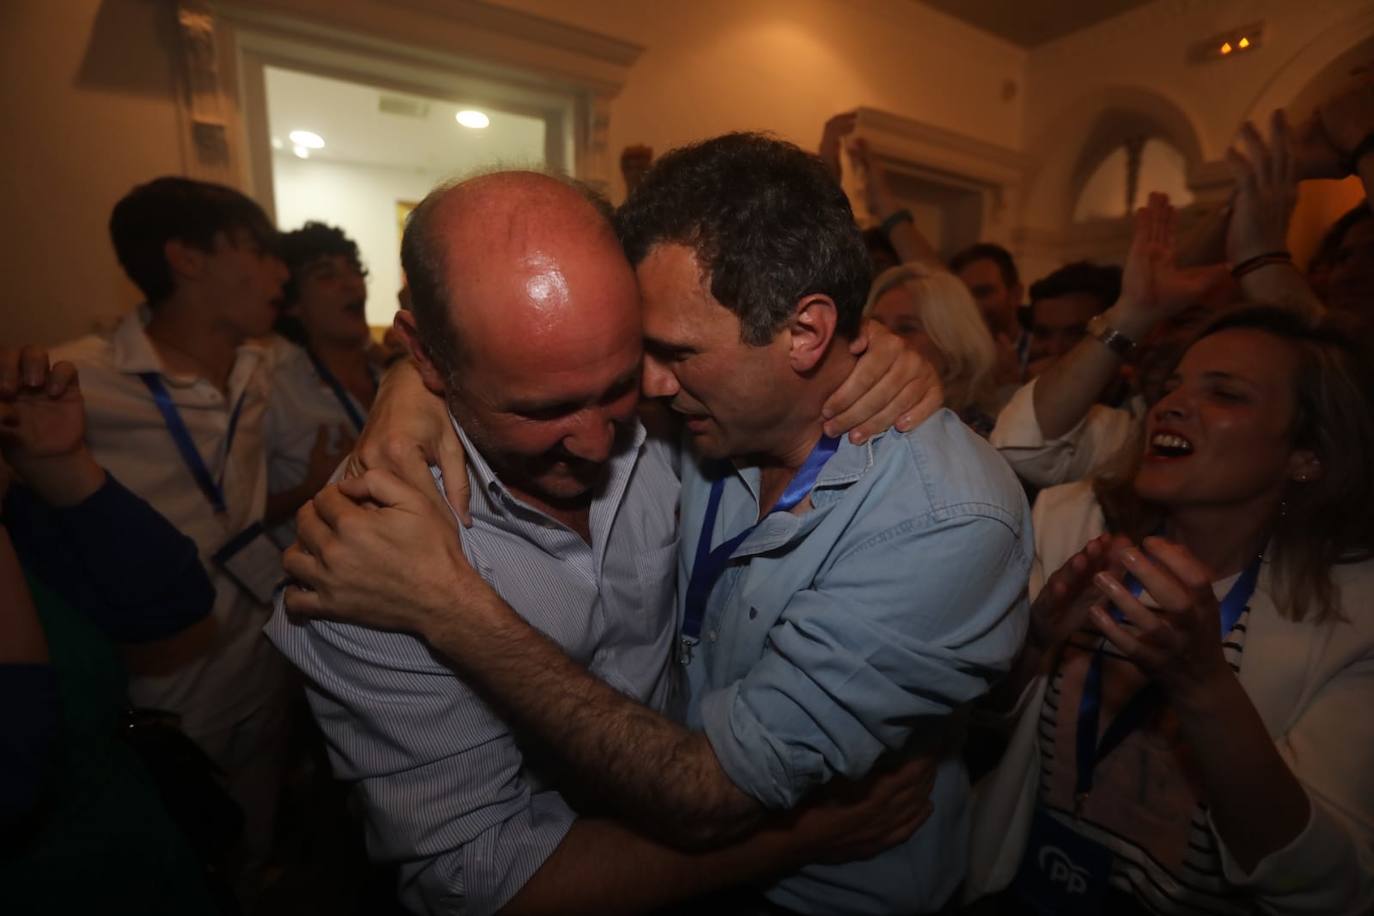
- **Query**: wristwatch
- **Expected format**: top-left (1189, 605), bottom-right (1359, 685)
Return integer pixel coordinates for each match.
top-left (1087, 313), bottom-right (1137, 358)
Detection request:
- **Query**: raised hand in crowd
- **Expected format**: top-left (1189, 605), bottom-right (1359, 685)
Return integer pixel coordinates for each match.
top-left (0, 346), bottom-right (105, 506)
top-left (846, 135), bottom-right (943, 265)
top-left (1225, 111), bottom-right (1324, 315)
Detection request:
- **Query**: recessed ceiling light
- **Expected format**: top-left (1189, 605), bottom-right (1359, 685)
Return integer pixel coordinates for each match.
top-left (271, 137), bottom-right (283, 150)
top-left (289, 130), bottom-right (325, 149)
top-left (293, 145), bottom-right (311, 160)
top-left (455, 110), bottom-right (490, 129)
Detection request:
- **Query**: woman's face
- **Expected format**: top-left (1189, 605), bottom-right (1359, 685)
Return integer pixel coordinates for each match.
top-left (1134, 328), bottom-right (1309, 509)
top-left (291, 254), bottom-right (370, 347)
top-left (869, 284), bottom-right (946, 377)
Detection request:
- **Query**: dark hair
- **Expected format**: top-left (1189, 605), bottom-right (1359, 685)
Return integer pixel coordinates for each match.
top-left (949, 242), bottom-right (1020, 289)
top-left (1095, 306), bottom-right (1374, 623)
top-left (274, 222), bottom-right (366, 344)
top-left (615, 132), bottom-right (871, 344)
top-left (1028, 261), bottom-right (1122, 313)
top-left (108, 177), bottom-right (278, 305)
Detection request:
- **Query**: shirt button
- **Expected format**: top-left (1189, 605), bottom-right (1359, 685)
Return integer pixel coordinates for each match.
top-left (748, 607), bottom-right (757, 620)
top-left (708, 629), bottom-right (718, 641)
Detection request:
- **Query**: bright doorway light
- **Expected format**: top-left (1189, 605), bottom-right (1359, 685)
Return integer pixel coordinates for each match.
top-left (455, 110), bottom-right (490, 129)
top-left (289, 129), bottom-right (325, 149)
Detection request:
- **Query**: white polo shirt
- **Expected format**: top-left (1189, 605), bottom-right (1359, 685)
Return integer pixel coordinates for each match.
top-left (53, 310), bottom-right (285, 738)
top-left (263, 336), bottom-right (370, 546)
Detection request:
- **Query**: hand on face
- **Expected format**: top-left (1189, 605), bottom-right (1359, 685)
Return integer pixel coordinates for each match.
top-left (1088, 537), bottom-right (1233, 710)
top-left (282, 468), bottom-right (478, 635)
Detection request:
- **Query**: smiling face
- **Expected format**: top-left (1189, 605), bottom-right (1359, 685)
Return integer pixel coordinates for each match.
top-left (291, 253), bottom-right (370, 347)
top-left (635, 243), bottom-right (798, 461)
top-left (1134, 328), bottom-right (1315, 510)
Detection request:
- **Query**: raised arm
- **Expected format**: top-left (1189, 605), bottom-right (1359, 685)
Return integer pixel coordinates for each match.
top-left (1030, 193), bottom-right (1224, 439)
top-left (1225, 111), bottom-right (1324, 316)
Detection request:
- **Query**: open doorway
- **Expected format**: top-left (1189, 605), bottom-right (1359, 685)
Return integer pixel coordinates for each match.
top-left (263, 66), bottom-right (549, 327)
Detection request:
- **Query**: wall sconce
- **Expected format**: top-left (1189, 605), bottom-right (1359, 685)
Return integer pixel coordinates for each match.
top-left (1190, 22), bottom-right (1263, 63)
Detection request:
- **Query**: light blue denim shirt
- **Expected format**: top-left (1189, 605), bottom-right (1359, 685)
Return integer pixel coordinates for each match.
top-left (679, 409), bottom-right (1032, 915)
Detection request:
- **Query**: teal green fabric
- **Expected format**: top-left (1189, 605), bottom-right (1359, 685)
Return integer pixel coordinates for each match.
top-left (1, 575), bottom-right (220, 915)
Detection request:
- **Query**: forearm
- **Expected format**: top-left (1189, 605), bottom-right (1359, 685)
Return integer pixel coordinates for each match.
top-left (503, 816), bottom-right (801, 915)
top-left (1237, 262), bottom-right (1325, 317)
top-left (423, 586), bottom-right (761, 845)
top-left (1173, 670), bottom-right (1310, 873)
top-left (1032, 300), bottom-right (1149, 439)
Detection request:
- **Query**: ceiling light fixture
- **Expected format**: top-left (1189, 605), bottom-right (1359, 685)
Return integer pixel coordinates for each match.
top-left (455, 110), bottom-right (490, 129)
top-left (292, 144), bottom-right (311, 160)
top-left (1220, 41), bottom-right (1233, 54)
top-left (288, 129), bottom-right (325, 149)
top-left (1238, 37), bottom-right (1250, 49)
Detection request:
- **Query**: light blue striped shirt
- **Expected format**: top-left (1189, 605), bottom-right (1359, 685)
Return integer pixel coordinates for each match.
top-left (680, 409), bottom-right (1032, 915)
top-left (266, 417), bottom-right (681, 916)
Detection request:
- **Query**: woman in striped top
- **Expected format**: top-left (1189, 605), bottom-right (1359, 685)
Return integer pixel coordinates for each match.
top-left (969, 306), bottom-right (1374, 915)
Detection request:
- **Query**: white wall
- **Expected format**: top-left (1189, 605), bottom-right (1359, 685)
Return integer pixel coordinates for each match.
top-left (2, 0), bottom-right (186, 347)
top-left (271, 155), bottom-right (455, 327)
top-left (488, 0), bottom-right (1028, 202)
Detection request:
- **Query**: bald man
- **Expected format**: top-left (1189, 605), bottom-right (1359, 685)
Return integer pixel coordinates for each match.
top-left (269, 172), bottom-right (933, 915)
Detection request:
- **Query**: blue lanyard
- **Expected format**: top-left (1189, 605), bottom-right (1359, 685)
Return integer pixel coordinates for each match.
top-left (682, 435), bottom-right (840, 645)
top-left (306, 350), bottom-right (374, 434)
top-left (139, 373), bottom-right (247, 515)
top-left (1073, 555), bottom-right (1262, 806)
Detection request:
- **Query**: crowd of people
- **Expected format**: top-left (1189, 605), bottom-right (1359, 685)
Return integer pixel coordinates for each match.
top-left (2, 69), bottom-right (1373, 916)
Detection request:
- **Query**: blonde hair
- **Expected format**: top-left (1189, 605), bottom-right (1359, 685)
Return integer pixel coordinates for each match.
top-left (865, 261), bottom-right (999, 414)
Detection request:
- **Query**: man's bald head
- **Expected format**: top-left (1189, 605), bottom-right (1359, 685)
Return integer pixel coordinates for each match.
top-left (397, 170), bottom-right (644, 506)
top-left (401, 171), bottom-right (620, 378)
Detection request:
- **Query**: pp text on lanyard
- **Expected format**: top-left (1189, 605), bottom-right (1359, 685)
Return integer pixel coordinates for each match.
top-left (1074, 555), bottom-right (1261, 813)
top-left (681, 435), bottom-right (840, 665)
top-left (139, 373), bottom-right (247, 516)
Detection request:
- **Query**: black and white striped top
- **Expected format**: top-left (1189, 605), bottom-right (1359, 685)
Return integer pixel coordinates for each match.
top-left (1037, 590), bottom-right (1254, 916)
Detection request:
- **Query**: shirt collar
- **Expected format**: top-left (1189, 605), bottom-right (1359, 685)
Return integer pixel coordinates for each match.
top-left (110, 305), bottom-right (269, 380)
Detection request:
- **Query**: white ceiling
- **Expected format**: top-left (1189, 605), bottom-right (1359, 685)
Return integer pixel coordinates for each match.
top-left (264, 66), bottom-right (548, 174)
top-left (918, 0), bottom-right (1155, 47)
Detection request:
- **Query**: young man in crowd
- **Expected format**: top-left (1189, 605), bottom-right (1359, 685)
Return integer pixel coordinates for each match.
top-left (1023, 261), bottom-right (1122, 377)
top-left (279, 136), bottom-right (1031, 914)
top-left (50, 177), bottom-right (291, 905)
top-left (950, 242), bottom-right (1029, 380)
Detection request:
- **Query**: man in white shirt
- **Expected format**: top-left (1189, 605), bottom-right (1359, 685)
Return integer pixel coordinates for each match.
top-left (51, 176), bottom-right (291, 903)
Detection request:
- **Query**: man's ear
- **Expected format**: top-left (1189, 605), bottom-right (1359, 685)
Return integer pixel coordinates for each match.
top-left (787, 294), bottom-right (839, 374)
top-left (392, 310), bottom-right (449, 396)
top-left (164, 239), bottom-right (205, 285)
